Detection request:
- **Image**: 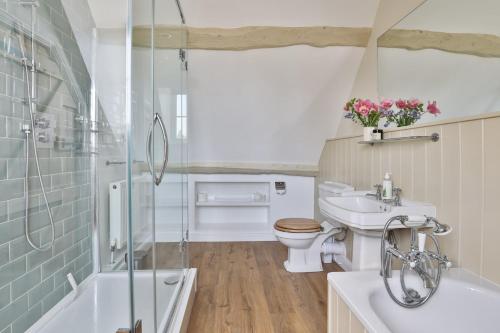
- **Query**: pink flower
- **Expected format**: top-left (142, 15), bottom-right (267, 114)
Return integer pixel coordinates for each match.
top-left (395, 99), bottom-right (407, 109)
top-left (354, 99), bottom-right (378, 116)
top-left (408, 98), bottom-right (421, 109)
top-left (427, 101), bottom-right (440, 115)
top-left (380, 98), bottom-right (393, 109)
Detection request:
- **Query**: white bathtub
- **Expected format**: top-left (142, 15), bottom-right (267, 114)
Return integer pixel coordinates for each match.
top-left (27, 269), bottom-right (196, 333)
top-left (328, 268), bottom-right (500, 333)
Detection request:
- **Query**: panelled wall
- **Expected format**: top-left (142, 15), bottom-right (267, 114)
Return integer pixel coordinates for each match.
top-left (318, 114), bottom-right (500, 284)
top-left (328, 286), bottom-right (367, 333)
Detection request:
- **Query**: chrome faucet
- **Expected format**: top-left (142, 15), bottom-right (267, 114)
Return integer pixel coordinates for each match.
top-left (366, 184), bottom-right (383, 200)
top-left (380, 216), bottom-right (452, 308)
top-left (382, 187), bottom-right (402, 206)
top-left (367, 185), bottom-right (402, 206)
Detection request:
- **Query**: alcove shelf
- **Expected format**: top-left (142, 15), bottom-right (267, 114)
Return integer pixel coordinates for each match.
top-left (358, 133), bottom-right (439, 145)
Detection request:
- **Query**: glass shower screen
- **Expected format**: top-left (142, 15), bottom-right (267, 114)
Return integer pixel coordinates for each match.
top-left (127, 0), bottom-right (188, 332)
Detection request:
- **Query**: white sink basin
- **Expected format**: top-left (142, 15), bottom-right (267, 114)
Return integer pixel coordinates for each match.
top-left (319, 195), bottom-right (436, 230)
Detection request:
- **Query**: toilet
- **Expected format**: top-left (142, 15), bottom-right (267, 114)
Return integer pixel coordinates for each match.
top-left (274, 218), bottom-right (341, 272)
top-left (274, 181), bottom-right (354, 273)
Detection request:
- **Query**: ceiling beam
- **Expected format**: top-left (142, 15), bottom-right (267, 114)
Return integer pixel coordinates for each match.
top-left (378, 29), bottom-right (500, 58)
top-left (132, 26), bottom-right (372, 50)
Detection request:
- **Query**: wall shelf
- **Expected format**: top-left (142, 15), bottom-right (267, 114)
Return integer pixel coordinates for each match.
top-left (359, 133), bottom-right (439, 145)
top-left (196, 201), bottom-right (270, 207)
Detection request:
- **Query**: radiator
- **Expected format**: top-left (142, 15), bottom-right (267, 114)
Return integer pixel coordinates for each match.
top-left (109, 180), bottom-right (128, 250)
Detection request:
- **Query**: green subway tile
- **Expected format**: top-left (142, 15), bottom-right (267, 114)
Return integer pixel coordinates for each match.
top-left (82, 263), bottom-right (93, 281)
top-left (63, 215), bottom-right (80, 234)
top-left (41, 253), bottom-right (64, 279)
top-left (0, 179), bottom-right (23, 201)
top-left (26, 249), bottom-right (51, 271)
top-left (0, 117), bottom-right (5, 138)
top-left (8, 196), bottom-right (39, 220)
top-left (52, 233), bottom-right (72, 254)
top-left (74, 251), bottom-right (91, 273)
top-left (51, 204), bottom-right (72, 222)
top-left (0, 244), bottom-right (8, 267)
top-left (0, 257), bottom-right (26, 288)
top-left (0, 160), bottom-right (6, 180)
top-left (0, 219), bottom-right (24, 246)
top-left (41, 285), bottom-right (64, 315)
top-left (6, 159), bottom-right (24, 179)
top-left (51, 173), bottom-right (71, 189)
top-left (0, 96), bottom-right (11, 118)
top-left (0, 285), bottom-right (10, 310)
top-left (11, 267), bottom-right (41, 299)
top-left (11, 303), bottom-right (41, 333)
top-left (0, 202), bottom-right (6, 223)
top-left (72, 225), bottom-right (88, 243)
top-left (9, 237), bottom-right (34, 261)
top-left (27, 277), bottom-right (53, 308)
top-left (0, 74), bottom-right (6, 95)
top-left (64, 243), bottom-right (81, 264)
top-left (45, 190), bottom-right (62, 208)
top-left (72, 198), bottom-right (89, 214)
top-left (6, 117), bottom-right (23, 139)
top-left (53, 262), bottom-right (75, 287)
top-left (62, 187), bottom-right (79, 202)
top-left (0, 139), bottom-right (23, 159)
top-left (0, 295), bottom-right (27, 331)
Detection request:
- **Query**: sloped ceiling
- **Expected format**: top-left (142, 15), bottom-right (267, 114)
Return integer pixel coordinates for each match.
top-left (181, 0), bottom-right (380, 167)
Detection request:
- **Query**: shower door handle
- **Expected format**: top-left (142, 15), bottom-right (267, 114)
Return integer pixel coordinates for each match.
top-left (146, 113), bottom-right (169, 186)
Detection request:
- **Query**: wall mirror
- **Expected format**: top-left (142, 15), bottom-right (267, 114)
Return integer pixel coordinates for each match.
top-left (377, 0), bottom-right (500, 125)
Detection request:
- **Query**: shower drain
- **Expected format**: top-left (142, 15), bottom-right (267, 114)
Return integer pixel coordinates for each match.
top-left (163, 276), bottom-right (180, 285)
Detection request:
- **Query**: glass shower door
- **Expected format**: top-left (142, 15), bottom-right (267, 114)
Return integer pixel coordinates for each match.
top-left (127, 0), bottom-right (187, 332)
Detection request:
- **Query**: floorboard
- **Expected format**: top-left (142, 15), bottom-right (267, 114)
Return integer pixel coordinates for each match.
top-left (186, 242), bottom-right (343, 333)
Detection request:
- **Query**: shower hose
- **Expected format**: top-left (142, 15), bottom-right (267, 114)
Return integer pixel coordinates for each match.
top-left (21, 58), bottom-right (55, 251)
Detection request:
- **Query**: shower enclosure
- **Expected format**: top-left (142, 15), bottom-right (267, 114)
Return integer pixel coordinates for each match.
top-left (0, 0), bottom-right (191, 332)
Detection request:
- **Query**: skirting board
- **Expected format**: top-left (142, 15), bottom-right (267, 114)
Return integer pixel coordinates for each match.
top-left (188, 232), bottom-right (277, 242)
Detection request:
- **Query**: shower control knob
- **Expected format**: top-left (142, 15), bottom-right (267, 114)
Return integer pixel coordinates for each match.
top-left (409, 261), bottom-right (416, 268)
top-left (37, 132), bottom-right (49, 143)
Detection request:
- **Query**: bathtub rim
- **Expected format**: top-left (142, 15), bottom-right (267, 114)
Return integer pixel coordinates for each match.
top-left (327, 268), bottom-right (500, 333)
top-left (25, 268), bottom-right (197, 333)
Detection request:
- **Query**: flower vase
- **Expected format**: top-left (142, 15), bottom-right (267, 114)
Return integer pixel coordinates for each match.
top-left (363, 127), bottom-right (375, 141)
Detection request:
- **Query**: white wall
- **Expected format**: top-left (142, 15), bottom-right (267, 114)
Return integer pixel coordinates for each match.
top-left (187, 47), bottom-right (366, 165)
top-left (182, 0), bottom-right (379, 166)
top-left (336, 0), bottom-right (425, 137)
top-left (378, 0), bottom-right (500, 123)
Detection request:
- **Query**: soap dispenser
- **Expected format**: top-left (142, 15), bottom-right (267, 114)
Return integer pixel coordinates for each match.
top-left (382, 172), bottom-right (393, 200)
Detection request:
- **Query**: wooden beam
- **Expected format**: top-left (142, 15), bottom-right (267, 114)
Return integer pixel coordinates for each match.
top-left (378, 29), bottom-right (500, 58)
top-left (132, 26), bottom-right (371, 50)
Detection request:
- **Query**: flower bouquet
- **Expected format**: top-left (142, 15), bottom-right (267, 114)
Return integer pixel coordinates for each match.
top-left (343, 98), bottom-right (382, 140)
top-left (380, 99), bottom-right (440, 127)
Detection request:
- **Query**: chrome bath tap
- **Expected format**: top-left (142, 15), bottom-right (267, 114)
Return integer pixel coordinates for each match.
top-left (380, 215), bottom-right (452, 308)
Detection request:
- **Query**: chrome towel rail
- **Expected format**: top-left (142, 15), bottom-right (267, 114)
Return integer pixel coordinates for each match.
top-left (359, 132), bottom-right (439, 145)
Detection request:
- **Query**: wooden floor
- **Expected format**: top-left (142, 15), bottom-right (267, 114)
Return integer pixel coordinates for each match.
top-left (186, 242), bottom-right (343, 333)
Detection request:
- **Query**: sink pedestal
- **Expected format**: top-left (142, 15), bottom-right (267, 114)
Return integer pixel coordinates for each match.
top-left (351, 229), bottom-right (383, 270)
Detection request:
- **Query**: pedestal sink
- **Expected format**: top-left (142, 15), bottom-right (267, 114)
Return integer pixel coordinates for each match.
top-left (319, 194), bottom-right (436, 270)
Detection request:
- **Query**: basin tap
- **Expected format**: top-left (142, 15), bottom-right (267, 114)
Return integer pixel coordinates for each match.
top-left (366, 184), bottom-right (383, 201)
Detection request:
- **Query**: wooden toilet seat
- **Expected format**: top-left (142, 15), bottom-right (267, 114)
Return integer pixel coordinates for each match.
top-left (274, 218), bottom-right (321, 233)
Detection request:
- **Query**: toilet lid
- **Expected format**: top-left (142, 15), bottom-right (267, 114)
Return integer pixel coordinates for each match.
top-left (274, 218), bottom-right (321, 233)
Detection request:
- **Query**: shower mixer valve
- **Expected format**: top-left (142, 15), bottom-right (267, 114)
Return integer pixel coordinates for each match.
top-left (30, 113), bottom-right (56, 148)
